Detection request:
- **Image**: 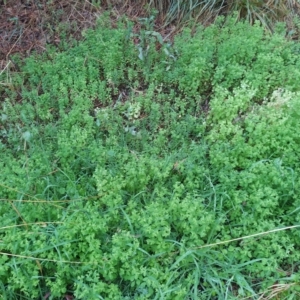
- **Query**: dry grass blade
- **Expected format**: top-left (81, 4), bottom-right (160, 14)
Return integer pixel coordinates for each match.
top-left (193, 225), bottom-right (300, 250)
top-left (0, 59), bottom-right (12, 86)
top-left (258, 283), bottom-right (297, 300)
top-left (0, 222), bottom-right (63, 230)
top-left (0, 251), bottom-right (95, 264)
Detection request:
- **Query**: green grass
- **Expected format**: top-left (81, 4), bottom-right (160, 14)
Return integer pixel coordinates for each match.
top-left (111, 0), bottom-right (300, 32)
top-left (1, 14), bottom-right (300, 299)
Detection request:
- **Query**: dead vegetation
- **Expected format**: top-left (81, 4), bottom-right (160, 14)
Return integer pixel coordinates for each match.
top-left (1, 0), bottom-right (300, 67)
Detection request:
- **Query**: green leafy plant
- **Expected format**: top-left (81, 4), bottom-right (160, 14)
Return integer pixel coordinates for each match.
top-left (1, 14), bottom-right (300, 299)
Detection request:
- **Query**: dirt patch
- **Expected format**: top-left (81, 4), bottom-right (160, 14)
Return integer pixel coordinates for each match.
top-left (0, 0), bottom-right (103, 60)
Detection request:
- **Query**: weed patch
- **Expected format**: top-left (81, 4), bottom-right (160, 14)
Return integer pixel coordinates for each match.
top-left (1, 15), bottom-right (300, 299)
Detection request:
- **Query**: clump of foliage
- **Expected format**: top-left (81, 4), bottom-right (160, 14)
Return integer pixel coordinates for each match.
top-left (102, 0), bottom-right (300, 32)
top-left (1, 15), bottom-right (300, 299)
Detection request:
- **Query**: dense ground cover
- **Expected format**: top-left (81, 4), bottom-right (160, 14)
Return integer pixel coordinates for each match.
top-left (1, 14), bottom-right (300, 299)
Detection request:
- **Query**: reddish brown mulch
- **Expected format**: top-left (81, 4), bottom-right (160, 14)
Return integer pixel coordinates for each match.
top-left (0, 0), bottom-right (103, 62)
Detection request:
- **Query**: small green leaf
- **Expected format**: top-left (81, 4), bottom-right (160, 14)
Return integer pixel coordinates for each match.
top-left (22, 131), bottom-right (31, 142)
